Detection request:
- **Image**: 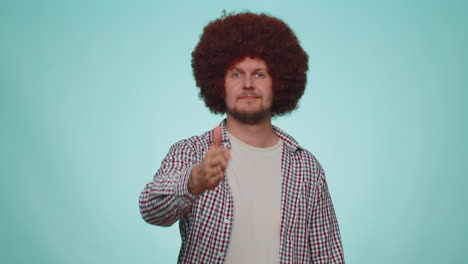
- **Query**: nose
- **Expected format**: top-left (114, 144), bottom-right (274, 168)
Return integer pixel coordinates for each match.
top-left (243, 75), bottom-right (253, 90)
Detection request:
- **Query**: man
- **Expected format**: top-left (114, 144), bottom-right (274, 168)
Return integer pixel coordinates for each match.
top-left (139, 12), bottom-right (344, 264)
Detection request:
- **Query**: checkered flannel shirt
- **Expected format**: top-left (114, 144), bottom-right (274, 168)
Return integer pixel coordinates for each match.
top-left (140, 120), bottom-right (344, 263)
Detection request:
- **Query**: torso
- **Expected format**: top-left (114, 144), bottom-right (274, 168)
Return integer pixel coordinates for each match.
top-left (223, 131), bottom-right (283, 264)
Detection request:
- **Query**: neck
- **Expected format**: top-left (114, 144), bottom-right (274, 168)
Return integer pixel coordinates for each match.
top-left (226, 114), bottom-right (279, 148)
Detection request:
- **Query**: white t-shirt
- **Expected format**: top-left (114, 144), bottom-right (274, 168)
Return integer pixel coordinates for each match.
top-left (224, 132), bottom-right (283, 264)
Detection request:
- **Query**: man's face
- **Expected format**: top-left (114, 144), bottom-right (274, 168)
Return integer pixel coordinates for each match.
top-left (224, 57), bottom-right (273, 124)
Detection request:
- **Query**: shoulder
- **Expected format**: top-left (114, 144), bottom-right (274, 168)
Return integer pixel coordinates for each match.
top-left (168, 129), bottom-right (213, 157)
top-left (297, 148), bottom-right (325, 176)
top-left (275, 126), bottom-right (326, 178)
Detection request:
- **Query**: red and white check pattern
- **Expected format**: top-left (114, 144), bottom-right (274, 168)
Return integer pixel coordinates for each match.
top-left (140, 120), bottom-right (344, 263)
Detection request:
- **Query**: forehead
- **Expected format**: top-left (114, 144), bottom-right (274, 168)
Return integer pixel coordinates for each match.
top-left (228, 57), bottom-right (268, 71)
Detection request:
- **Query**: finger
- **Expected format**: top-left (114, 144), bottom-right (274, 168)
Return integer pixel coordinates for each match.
top-left (214, 164), bottom-right (224, 178)
top-left (223, 147), bottom-right (231, 160)
top-left (207, 147), bottom-right (225, 163)
top-left (205, 162), bottom-right (221, 177)
top-left (209, 170), bottom-right (224, 186)
top-left (205, 147), bottom-right (221, 164)
top-left (216, 170), bottom-right (225, 182)
top-left (206, 153), bottom-right (222, 168)
top-left (213, 153), bottom-right (228, 169)
top-left (213, 125), bottom-right (222, 147)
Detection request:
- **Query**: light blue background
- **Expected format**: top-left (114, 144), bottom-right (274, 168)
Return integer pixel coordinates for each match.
top-left (1, 0), bottom-right (467, 263)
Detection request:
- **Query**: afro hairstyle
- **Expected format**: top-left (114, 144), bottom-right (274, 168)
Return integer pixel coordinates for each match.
top-left (191, 12), bottom-right (309, 116)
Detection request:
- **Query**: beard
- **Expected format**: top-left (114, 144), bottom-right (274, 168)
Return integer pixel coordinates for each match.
top-left (226, 104), bottom-right (272, 125)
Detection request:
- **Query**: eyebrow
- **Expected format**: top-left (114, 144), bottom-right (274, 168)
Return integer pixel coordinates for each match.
top-left (231, 67), bottom-right (267, 72)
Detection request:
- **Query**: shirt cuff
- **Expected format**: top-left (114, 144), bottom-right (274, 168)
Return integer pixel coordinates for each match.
top-left (175, 166), bottom-right (199, 204)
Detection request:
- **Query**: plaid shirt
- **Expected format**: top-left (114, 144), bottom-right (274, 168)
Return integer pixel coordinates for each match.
top-left (140, 120), bottom-right (344, 263)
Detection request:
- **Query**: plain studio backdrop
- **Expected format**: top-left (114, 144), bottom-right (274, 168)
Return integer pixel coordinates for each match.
top-left (1, 0), bottom-right (467, 263)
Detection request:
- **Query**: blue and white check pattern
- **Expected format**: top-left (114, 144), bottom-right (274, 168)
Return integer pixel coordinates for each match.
top-left (140, 120), bottom-right (344, 263)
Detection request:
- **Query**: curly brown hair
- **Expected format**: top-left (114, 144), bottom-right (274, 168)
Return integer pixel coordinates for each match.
top-left (191, 12), bottom-right (309, 116)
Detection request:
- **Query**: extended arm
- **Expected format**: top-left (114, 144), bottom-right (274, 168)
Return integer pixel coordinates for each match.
top-left (139, 126), bottom-right (230, 227)
top-left (139, 141), bottom-right (199, 227)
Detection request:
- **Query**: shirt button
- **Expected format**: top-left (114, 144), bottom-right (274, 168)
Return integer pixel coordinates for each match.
top-left (217, 251), bottom-right (224, 258)
top-left (224, 218), bottom-right (230, 224)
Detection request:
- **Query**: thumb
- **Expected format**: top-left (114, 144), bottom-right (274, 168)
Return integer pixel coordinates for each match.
top-left (213, 125), bottom-right (222, 147)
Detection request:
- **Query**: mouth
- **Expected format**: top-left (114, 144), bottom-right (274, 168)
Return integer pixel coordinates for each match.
top-left (239, 94), bottom-right (260, 100)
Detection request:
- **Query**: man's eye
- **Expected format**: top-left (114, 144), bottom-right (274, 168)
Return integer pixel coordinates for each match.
top-left (256, 73), bottom-right (265, 78)
top-left (233, 73), bottom-right (241, 78)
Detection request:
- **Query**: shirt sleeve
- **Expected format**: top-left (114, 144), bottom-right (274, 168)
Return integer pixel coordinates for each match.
top-left (309, 166), bottom-right (345, 263)
top-left (139, 140), bottom-right (200, 227)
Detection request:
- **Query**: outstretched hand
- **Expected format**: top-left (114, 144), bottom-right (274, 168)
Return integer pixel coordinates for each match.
top-left (188, 126), bottom-right (231, 195)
